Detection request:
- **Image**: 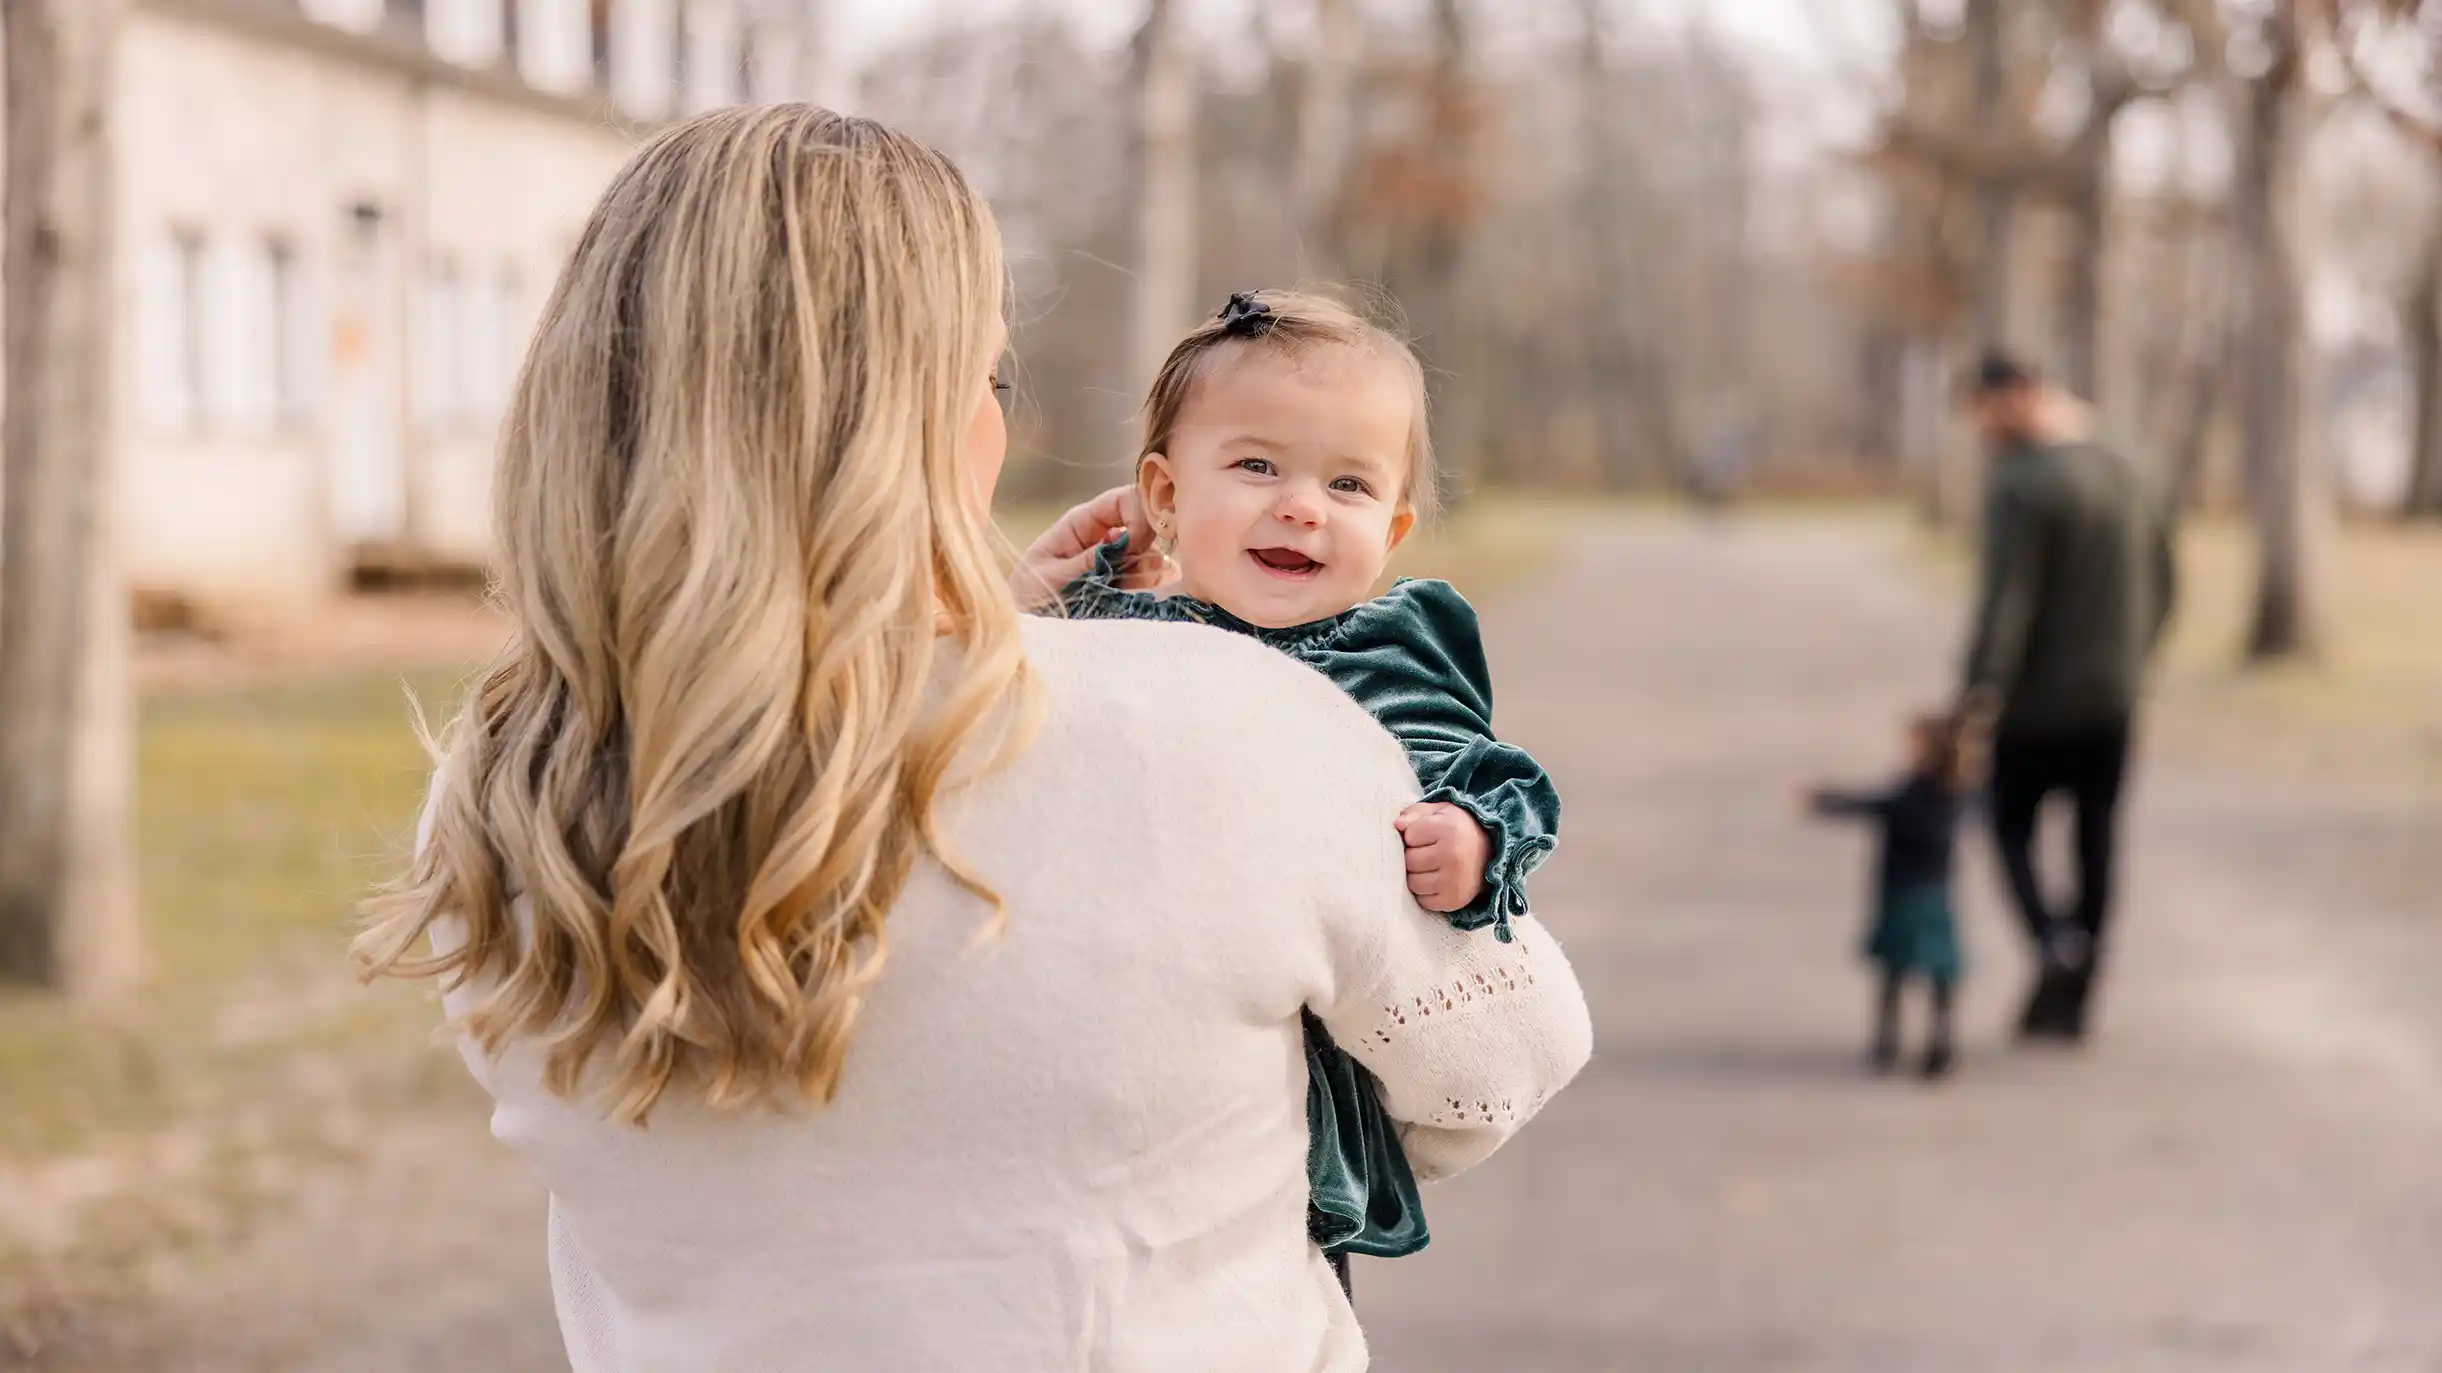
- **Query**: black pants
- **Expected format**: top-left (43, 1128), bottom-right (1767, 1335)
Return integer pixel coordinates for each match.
top-left (1988, 720), bottom-right (2132, 1029)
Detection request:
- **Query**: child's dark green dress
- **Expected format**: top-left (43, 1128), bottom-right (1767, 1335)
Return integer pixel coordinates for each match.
top-left (1810, 775), bottom-right (1966, 983)
top-left (1060, 539), bottom-right (1561, 1259)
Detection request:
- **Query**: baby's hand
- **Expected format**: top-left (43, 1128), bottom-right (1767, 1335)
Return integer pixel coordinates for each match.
top-left (1395, 802), bottom-right (1489, 914)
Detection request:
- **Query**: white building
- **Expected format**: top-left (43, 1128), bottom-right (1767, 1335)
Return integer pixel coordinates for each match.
top-left (116, 0), bottom-right (823, 608)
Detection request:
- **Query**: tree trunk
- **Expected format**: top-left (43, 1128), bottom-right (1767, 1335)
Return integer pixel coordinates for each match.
top-left (1966, 0), bottom-right (2015, 352)
top-left (1921, 0), bottom-right (2013, 532)
top-left (2169, 350), bottom-right (2224, 511)
top-left (2059, 169), bottom-right (2107, 399)
top-left (1289, 0), bottom-right (1353, 271)
top-left (1860, 328), bottom-right (1904, 464)
top-left (2159, 211), bottom-right (2231, 509)
top-left (2230, 53), bottom-right (2324, 662)
top-left (2401, 235), bottom-right (2442, 519)
top-left (0, 0), bottom-right (138, 995)
top-left (1573, 0), bottom-right (1632, 487)
top-left (1403, 0), bottom-right (1479, 502)
top-left (1131, 0), bottom-right (1198, 392)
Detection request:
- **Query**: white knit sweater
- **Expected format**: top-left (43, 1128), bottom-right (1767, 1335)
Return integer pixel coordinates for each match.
top-left (440, 614), bottom-right (1593, 1372)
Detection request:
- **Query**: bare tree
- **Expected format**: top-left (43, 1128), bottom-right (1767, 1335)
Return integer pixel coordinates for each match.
top-left (1288, 0), bottom-right (1356, 269)
top-left (2328, 0), bottom-right (2442, 516)
top-left (1573, 0), bottom-right (1652, 486)
top-left (2202, 0), bottom-right (2328, 658)
top-left (2405, 232), bottom-right (2442, 516)
top-left (1368, 0), bottom-right (1484, 496)
top-left (1132, 0), bottom-right (1199, 390)
top-left (1966, 0), bottom-right (2019, 350)
top-left (0, 0), bottom-right (138, 995)
top-left (855, 11), bottom-right (1132, 494)
top-left (2054, 0), bottom-right (2148, 397)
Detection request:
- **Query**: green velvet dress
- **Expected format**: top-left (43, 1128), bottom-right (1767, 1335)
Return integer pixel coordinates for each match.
top-left (1060, 539), bottom-right (1561, 1259)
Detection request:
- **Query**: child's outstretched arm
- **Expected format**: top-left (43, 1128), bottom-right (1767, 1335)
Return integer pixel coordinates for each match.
top-left (1800, 784), bottom-right (1901, 820)
top-left (1336, 580), bottom-right (1559, 942)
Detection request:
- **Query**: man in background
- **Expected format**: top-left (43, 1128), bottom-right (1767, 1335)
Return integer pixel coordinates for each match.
top-left (1959, 353), bottom-right (2178, 1043)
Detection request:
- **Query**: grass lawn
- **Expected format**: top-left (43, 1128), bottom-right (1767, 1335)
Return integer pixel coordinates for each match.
top-left (1911, 511), bottom-right (2442, 783)
top-left (1, 666), bottom-right (480, 1343)
top-left (2151, 519), bottom-right (2442, 781)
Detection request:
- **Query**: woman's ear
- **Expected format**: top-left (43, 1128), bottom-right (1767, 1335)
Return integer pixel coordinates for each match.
top-left (1139, 453), bottom-right (1179, 542)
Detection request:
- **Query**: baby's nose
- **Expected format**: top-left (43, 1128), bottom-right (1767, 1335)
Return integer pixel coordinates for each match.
top-left (1273, 488), bottom-right (1325, 526)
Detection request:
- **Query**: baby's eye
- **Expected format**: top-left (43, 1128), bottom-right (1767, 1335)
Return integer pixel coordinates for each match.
top-left (1233, 457), bottom-right (1277, 477)
top-left (1329, 476), bottom-right (1374, 497)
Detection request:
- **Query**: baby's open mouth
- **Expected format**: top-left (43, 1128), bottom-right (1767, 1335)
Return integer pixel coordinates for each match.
top-left (1249, 547), bottom-right (1324, 579)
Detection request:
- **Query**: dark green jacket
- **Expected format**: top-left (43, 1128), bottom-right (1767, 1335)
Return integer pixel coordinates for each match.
top-left (1964, 436), bottom-right (2177, 734)
top-left (1056, 538), bottom-right (1561, 1261)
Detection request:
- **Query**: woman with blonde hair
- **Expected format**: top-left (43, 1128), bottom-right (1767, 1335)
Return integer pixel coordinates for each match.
top-left (361, 105), bottom-right (1589, 1371)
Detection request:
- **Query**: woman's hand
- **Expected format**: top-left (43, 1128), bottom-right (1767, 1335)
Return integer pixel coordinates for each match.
top-left (1010, 485), bottom-right (1171, 609)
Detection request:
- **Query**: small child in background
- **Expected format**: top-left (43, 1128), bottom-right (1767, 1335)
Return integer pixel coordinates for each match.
top-left (1799, 711), bottom-right (1982, 1080)
top-left (1012, 288), bottom-right (1561, 1295)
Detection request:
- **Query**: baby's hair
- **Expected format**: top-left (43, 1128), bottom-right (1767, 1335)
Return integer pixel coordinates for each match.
top-left (1139, 287), bottom-right (1440, 520)
top-left (1911, 709), bottom-right (1989, 795)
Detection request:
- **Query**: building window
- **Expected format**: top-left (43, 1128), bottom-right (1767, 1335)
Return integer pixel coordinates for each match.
top-left (138, 230), bottom-right (210, 431)
top-left (416, 261), bottom-right (463, 428)
top-left (222, 238), bottom-right (268, 429)
top-left (517, 0), bottom-right (592, 95)
top-left (462, 270), bottom-right (517, 420)
top-left (682, 0), bottom-right (738, 114)
top-left (428, 0), bottom-right (506, 67)
top-left (612, 0), bottom-right (676, 119)
top-left (418, 262), bottom-right (522, 428)
top-left (266, 240), bottom-right (314, 426)
top-left (301, 0), bottom-right (385, 33)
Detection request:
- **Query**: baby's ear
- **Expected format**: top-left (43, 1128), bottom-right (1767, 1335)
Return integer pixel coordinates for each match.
top-left (1139, 453), bottom-right (1179, 528)
top-left (1386, 507), bottom-right (1418, 553)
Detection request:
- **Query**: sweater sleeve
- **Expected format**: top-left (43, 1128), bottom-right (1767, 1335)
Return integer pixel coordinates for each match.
top-left (1329, 579), bottom-right (1561, 942)
top-left (1808, 783), bottom-right (1899, 821)
top-left (1316, 906), bottom-right (1593, 1183)
top-left (1963, 471), bottom-right (2045, 700)
top-left (1297, 710), bottom-right (1591, 1184)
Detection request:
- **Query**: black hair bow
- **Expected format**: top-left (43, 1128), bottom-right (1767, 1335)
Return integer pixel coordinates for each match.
top-left (1216, 291), bottom-right (1275, 337)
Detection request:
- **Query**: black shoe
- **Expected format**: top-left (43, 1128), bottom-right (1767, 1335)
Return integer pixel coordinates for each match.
top-left (1919, 1040), bottom-right (1954, 1080)
top-left (2016, 970), bottom-right (2078, 1042)
top-left (1869, 1039), bottom-right (1900, 1075)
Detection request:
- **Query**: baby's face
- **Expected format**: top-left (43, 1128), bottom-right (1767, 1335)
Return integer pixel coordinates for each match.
top-left (1141, 347), bottom-right (1416, 629)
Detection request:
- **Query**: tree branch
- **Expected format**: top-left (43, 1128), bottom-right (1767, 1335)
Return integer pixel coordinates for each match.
top-left (2324, 0), bottom-right (2442, 158)
top-left (1878, 115), bottom-right (2093, 198)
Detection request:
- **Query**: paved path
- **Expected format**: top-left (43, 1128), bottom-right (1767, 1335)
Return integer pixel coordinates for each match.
top-left (48, 517), bottom-right (2442, 1371)
top-left (1362, 517), bottom-right (2442, 1371)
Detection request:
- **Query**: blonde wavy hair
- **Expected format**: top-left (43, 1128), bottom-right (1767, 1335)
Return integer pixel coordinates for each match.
top-left (356, 105), bottom-right (1030, 1125)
